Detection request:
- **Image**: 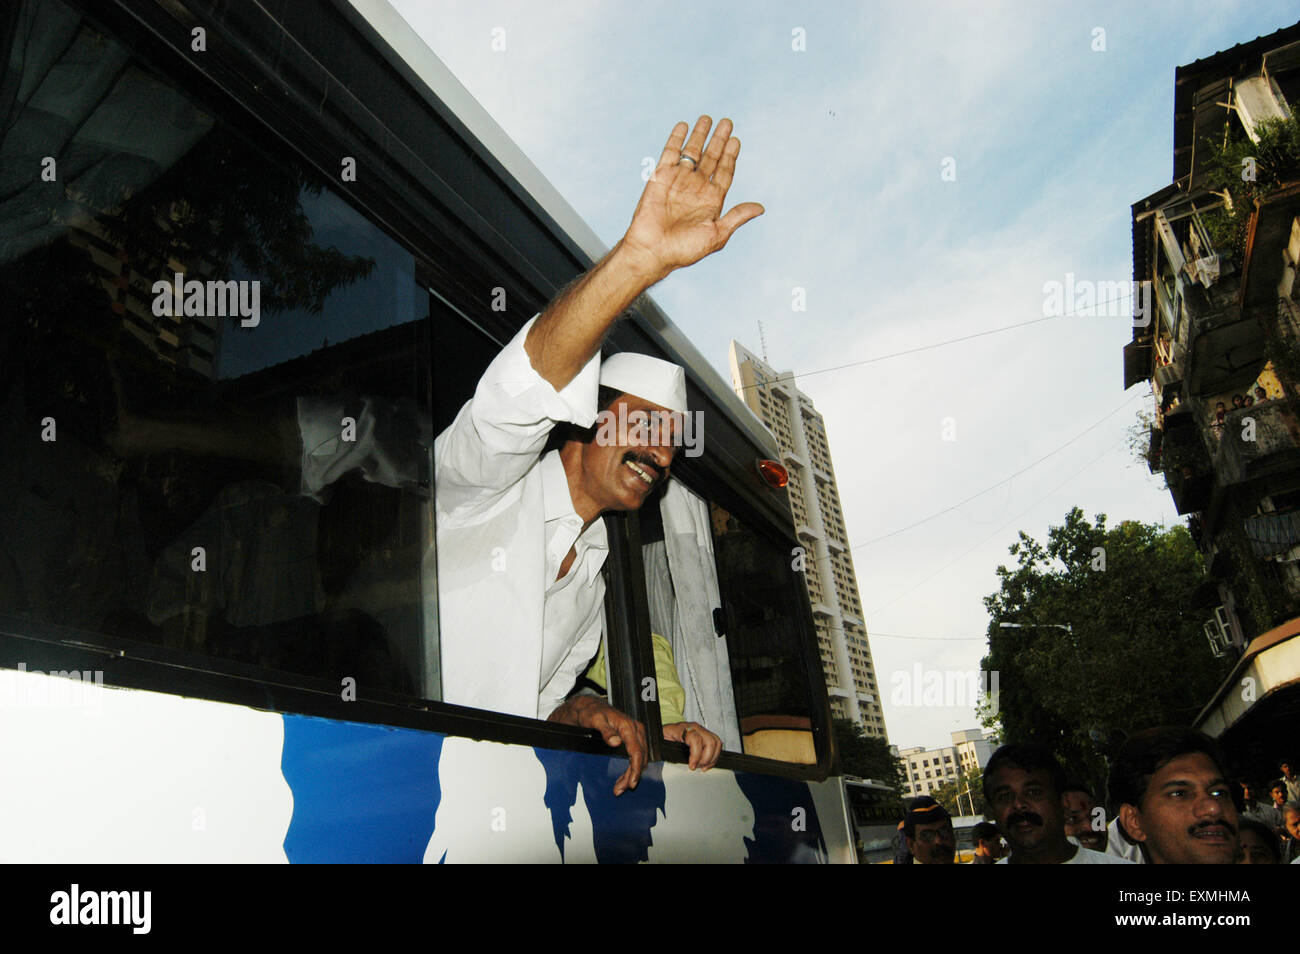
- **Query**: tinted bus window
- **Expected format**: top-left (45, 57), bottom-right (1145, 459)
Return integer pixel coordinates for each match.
top-left (0, 0), bottom-right (435, 699)
top-left (639, 482), bottom-right (820, 763)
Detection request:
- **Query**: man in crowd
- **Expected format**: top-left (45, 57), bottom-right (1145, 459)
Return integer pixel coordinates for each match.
top-left (1267, 779), bottom-right (1290, 833)
top-left (1062, 781), bottom-right (1108, 853)
top-left (436, 116), bottom-right (762, 794)
top-left (1110, 726), bottom-right (1238, 864)
top-left (902, 796), bottom-right (956, 865)
top-left (1241, 779), bottom-right (1283, 833)
top-left (1280, 759), bottom-right (1300, 804)
top-left (1237, 817), bottom-right (1281, 864)
top-left (984, 743), bottom-right (1130, 864)
top-left (969, 821), bottom-right (1005, 864)
top-left (1283, 802), bottom-right (1300, 863)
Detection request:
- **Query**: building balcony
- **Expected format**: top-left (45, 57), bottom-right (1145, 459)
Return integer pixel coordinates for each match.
top-left (1183, 296), bottom-right (1266, 398)
top-left (1211, 401), bottom-right (1300, 486)
top-left (797, 523), bottom-right (822, 544)
top-left (1161, 407), bottom-right (1213, 513)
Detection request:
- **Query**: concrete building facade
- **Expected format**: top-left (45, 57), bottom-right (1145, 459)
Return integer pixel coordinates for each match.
top-left (899, 728), bottom-right (994, 798)
top-left (728, 341), bottom-right (888, 739)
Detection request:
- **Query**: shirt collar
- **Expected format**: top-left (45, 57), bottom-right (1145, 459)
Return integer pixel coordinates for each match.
top-left (540, 450), bottom-right (609, 583)
top-left (541, 450), bottom-right (577, 523)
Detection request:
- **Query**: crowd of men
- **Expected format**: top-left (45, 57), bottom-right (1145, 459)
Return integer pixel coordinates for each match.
top-left (892, 726), bottom-right (1300, 864)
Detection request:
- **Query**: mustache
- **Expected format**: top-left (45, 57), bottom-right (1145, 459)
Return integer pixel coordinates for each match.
top-left (1006, 812), bottom-right (1044, 828)
top-left (1188, 820), bottom-right (1236, 837)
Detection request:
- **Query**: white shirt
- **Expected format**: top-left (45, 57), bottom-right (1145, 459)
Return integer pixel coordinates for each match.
top-left (996, 844), bottom-right (1134, 864)
top-left (1105, 815), bottom-right (1145, 863)
top-left (434, 315), bottom-right (608, 719)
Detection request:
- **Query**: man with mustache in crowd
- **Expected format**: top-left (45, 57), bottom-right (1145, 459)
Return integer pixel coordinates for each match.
top-left (1109, 727), bottom-right (1239, 864)
top-left (1062, 780), bottom-right (1109, 853)
top-left (984, 743), bottom-right (1132, 864)
top-left (436, 116), bottom-right (761, 794)
top-left (902, 797), bottom-right (957, 865)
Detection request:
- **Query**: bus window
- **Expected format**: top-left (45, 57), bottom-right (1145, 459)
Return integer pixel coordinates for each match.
top-left (0, 0), bottom-right (435, 700)
top-left (641, 482), bottom-right (820, 764)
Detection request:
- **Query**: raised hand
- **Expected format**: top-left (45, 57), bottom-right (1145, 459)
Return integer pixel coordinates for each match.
top-left (618, 116), bottom-right (764, 281)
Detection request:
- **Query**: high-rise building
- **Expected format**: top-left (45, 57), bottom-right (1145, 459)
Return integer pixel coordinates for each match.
top-left (728, 340), bottom-right (888, 740)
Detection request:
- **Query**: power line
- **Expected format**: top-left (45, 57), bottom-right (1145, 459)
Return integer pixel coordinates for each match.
top-left (861, 631), bottom-right (987, 642)
top-left (850, 394), bottom-right (1144, 551)
top-left (865, 436), bottom-right (1127, 617)
top-left (737, 293), bottom-right (1137, 393)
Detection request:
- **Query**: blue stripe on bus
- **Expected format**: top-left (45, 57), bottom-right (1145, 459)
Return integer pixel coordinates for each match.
top-left (733, 773), bottom-right (828, 864)
top-left (281, 714), bottom-right (443, 863)
top-left (534, 747), bottom-right (665, 863)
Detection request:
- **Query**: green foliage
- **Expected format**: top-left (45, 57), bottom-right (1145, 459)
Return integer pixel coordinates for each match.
top-left (833, 717), bottom-right (904, 790)
top-left (1201, 115), bottom-right (1300, 264)
top-left (980, 508), bottom-right (1232, 797)
top-left (930, 766), bottom-right (985, 817)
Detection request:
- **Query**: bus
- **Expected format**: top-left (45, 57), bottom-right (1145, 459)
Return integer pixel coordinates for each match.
top-left (0, 0), bottom-right (858, 862)
top-left (842, 778), bottom-right (905, 864)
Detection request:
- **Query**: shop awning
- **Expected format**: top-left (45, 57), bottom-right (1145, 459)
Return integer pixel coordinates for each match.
top-left (1195, 616), bottom-right (1300, 738)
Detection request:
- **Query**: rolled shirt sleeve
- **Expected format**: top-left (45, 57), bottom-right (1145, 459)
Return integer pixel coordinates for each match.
top-left (435, 314), bottom-right (600, 524)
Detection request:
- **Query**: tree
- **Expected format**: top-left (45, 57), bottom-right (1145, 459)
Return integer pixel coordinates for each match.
top-left (832, 718), bottom-right (904, 790)
top-left (980, 508), bottom-right (1231, 799)
top-left (931, 767), bottom-right (985, 817)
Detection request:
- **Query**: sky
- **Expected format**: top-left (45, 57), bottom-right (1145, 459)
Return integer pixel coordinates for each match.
top-left (390, 0), bottom-right (1298, 751)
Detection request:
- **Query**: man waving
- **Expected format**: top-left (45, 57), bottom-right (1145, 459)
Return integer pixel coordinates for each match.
top-left (435, 117), bottom-right (763, 794)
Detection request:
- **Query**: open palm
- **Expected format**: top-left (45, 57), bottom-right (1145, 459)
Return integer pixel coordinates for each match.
top-left (621, 116), bottom-right (764, 275)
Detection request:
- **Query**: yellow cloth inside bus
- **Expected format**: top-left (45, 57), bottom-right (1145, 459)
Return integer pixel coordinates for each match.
top-left (584, 632), bottom-right (686, 726)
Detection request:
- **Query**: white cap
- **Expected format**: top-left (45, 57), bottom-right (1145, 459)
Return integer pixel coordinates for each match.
top-left (599, 352), bottom-right (689, 413)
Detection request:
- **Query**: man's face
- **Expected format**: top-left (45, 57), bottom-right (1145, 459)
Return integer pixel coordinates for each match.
top-left (987, 765), bottom-right (1066, 854)
top-left (1271, 785), bottom-right (1287, 807)
top-left (1063, 790), bottom-right (1107, 852)
top-left (1237, 827), bottom-right (1276, 864)
top-left (1241, 783), bottom-right (1254, 803)
top-left (1285, 807), bottom-right (1300, 842)
top-left (1121, 753), bottom-right (1237, 864)
top-left (906, 818), bottom-right (956, 864)
top-left (1282, 762), bottom-right (1295, 780)
top-left (581, 394), bottom-right (678, 512)
top-left (978, 835), bottom-right (1006, 860)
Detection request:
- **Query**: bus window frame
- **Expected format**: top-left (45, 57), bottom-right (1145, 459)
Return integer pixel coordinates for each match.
top-left (4, 0), bottom-right (835, 782)
top-left (623, 457), bottom-right (836, 780)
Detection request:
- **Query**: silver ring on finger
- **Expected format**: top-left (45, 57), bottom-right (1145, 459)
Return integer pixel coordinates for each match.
top-left (678, 153), bottom-right (698, 168)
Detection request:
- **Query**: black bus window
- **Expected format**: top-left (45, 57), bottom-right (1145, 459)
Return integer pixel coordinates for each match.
top-left (1, 0), bottom-right (435, 701)
top-left (707, 499), bottom-right (819, 764)
top-left (641, 483), bottom-right (820, 763)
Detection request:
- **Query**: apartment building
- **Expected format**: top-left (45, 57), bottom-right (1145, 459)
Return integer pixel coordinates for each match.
top-left (1122, 22), bottom-right (1300, 776)
top-left (728, 341), bottom-right (888, 739)
top-left (898, 729), bottom-right (994, 798)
